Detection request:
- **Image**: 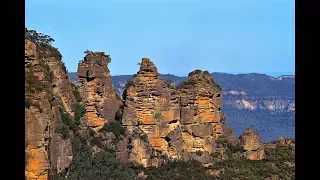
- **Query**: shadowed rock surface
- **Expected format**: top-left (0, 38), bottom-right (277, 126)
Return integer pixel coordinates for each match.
top-left (25, 33), bottom-right (76, 179)
top-left (77, 51), bottom-right (120, 131)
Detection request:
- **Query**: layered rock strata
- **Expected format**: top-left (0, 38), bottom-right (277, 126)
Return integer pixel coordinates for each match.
top-left (240, 128), bottom-right (265, 160)
top-left (77, 51), bottom-right (120, 131)
top-left (122, 58), bottom-right (238, 166)
top-left (25, 39), bottom-right (75, 180)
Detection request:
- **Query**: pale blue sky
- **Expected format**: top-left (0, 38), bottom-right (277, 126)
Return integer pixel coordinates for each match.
top-left (26, 0), bottom-right (294, 76)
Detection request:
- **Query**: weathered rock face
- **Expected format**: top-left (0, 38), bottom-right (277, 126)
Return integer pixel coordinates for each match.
top-left (77, 52), bottom-right (120, 131)
top-left (177, 70), bottom-right (228, 155)
top-left (25, 39), bottom-right (75, 180)
top-left (122, 58), bottom-right (178, 166)
top-left (122, 58), bottom-right (236, 166)
top-left (240, 128), bottom-right (265, 160)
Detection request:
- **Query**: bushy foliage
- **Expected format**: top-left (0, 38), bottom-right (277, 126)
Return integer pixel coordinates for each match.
top-left (216, 136), bottom-right (243, 154)
top-left (56, 102), bottom-right (85, 139)
top-left (74, 103), bottom-right (85, 126)
top-left (265, 144), bottom-right (295, 162)
top-left (99, 121), bottom-right (125, 138)
top-left (39, 60), bottom-right (54, 83)
top-left (55, 134), bottom-right (136, 180)
top-left (71, 84), bottom-right (82, 102)
top-left (56, 125), bottom-right (70, 140)
top-left (88, 127), bottom-right (96, 137)
top-left (25, 69), bottom-right (45, 93)
top-left (25, 98), bottom-right (31, 108)
top-left (90, 136), bottom-right (104, 148)
top-left (25, 28), bottom-right (55, 45)
top-left (145, 160), bottom-right (213, 180)
top-left (208, 143), bottom-right (295, 180)
top-left (25, 27), bottom-right (62, 60)
top-left (56, 86), bottom-right (86, 139)
top-left (25, 96), bottom-right (43, 112)
top-left (56, 106), bottom-right (73, 139)
top-left (115, 110), bottom-right (122, 122)
top-left (176, 79), bottom-right (197, 89)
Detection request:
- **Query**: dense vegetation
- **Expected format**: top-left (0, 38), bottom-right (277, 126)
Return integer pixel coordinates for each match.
top-left (145, 160), bottom-right (213, 180)
top-left (54, 134), bottom-right (137, 180)
top-left (55, 128), bottom-right (294, 180)
top-left (99, 121), bottom-right (126, 139)
top-left (208, 144), bottom-right (295, 180)
top-left (56, 86), bottom-right (85, 139)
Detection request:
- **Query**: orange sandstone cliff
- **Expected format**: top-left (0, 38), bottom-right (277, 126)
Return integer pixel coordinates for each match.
top-left (121, 58), bottom-right (240, 167)
top-left (77, 51), bottom-right (120, 132)
top-left (25, 37), bottom-right (76, 179)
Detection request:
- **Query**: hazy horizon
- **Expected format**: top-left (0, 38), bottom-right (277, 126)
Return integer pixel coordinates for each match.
top-left (68, 70), bottom-right (295, 77)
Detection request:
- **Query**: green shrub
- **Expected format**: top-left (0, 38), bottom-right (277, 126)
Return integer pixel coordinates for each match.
top-left (25, 69), bottom-right (45, 93)
top-left (39, 60), bottom-right (54, 83)
top-left (25, 28), bottom-right (62, 60)
top-left (59, 106), bottom-right (73, 127)
top-left (90, 136), bottom-right (103, 148)
top-left (115, 110), bottom-right (122, 122)
top-left (177, 80), bottom-right (197, 89)
top-left (56, 133), bottom-right (136, 180)
top-left (25, 98), bottom-right (31, 108)
top-left (88, 128), bottom-right (95, 137)
top-left (56, 125), bottom-right (69, 140)
top-left (74, 103), bottom-right (85, 126)
top-left (72, 89), bottom-right (82, 102)
top-left (140, 133), bottom-right (148, 143)
top-left (99, 121), bottom-right (125, 138)
top-left (195, 150), bottom-right (203, 156)
top-left (145, 160), bottom-right (213, 180)
top-left (265, 145), bottom-right (294, 162)
top-left (56, 104), bottom-right (79, 138)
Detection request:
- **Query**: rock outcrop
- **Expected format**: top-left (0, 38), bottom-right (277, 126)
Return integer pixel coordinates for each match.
top-left (240, 128), bottom-right (265, 160)
top-left (266, 137), bottom-right (295, 150)
top-left (122, 58), bottom-right (238, 167)
top-left (25, 37), bottom-right (76, 180)
top-left (77, 51), bottom-right (120, 131)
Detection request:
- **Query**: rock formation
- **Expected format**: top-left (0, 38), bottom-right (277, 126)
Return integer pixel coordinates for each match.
top-left (266, 137), bottom-right (295, 150)
top-left (25, 35), bottom-right (76, 179)
top-left (240, 128), bottom-right (265, 160)
top-left (77, 51), bottom-right (120, 131)
top-left (122, 58), bottom-right (238, 167)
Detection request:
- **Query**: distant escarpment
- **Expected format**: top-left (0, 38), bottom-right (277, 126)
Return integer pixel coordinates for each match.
top-left (67, 71), bottom-right (295, 142)
top-left (25, 29), bottom-right (84, 180)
